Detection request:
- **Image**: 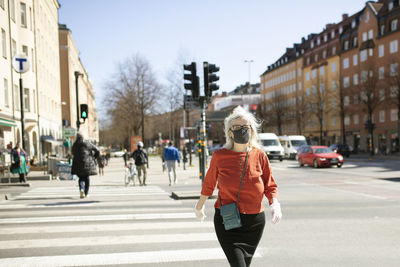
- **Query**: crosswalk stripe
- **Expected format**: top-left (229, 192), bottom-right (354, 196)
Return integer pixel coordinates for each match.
top-left (0, 212), bottom-right (196, 224)
top-left (0, 199), bottom-right (183, 209)
top-left (0, 247), bottom-right (262, 266)
top-left (0, 207), bottom-right (193, 217)
top-left (0, 221), bottom-right (214, 235)
top-left (0, 232), bottom-right (217, 249)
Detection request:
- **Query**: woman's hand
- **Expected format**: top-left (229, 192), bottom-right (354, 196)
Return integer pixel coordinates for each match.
top-left (270, 198), bottom-right (282, 224)
top-left (194, 203), bottom-right (206, 222)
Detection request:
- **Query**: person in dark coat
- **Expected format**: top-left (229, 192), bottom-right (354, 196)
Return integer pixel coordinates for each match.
top-left (71, 133), bottom-right (99, 198)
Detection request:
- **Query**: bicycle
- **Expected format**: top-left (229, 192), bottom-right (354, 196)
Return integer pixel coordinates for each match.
top-left (124, 161), bottom-right (137, 186)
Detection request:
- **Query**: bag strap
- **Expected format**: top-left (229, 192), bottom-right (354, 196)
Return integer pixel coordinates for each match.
top-left (219, 149), bottom-right (250, 206)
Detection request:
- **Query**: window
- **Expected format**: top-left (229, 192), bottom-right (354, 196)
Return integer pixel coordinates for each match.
top-left (33, 89), bottom-right (36, 113)
top-left (306, 72), bottom-right (310, 81)
top-left (353, 54), bottom-right (358, 66)
top-left (23, 88), bottom-right (30, 112)
top-left (390, 63), bottom-right (398, 76)
top-left (10, 0), bottom-right (15, 21)
top-left (311, 41), bottom-right (314, 48)
top-left (322, 50), bottom-right (327, 59)
top-left (366, 11), bottom-right (370, 22)
top-left (381, 25), bottom-right (385, 35)
top-left (369, 48), bottom-right (373, 56)
top-left (22, 45), bottom-right (28, 56)
top-left (339, 26), bottom-right (343, 34)
top-left (362, 32), bottom-right (367, 42)
top-left (391, 109), bottom-right (398, 121)
top-left (353, 74), bottom-right (359, 85)
top-left (331, 62), bottom-right (336, 72)
top-left (298, 82), bottom-right (302, 90)
top-left (3, 78), bottom-right (9, 108)
top-left (360, 50), bottom-right (367, 62)
top-left (324, 34), bottom-right (328, 42)
top-left (344, 40), bottom-right (349, 50)
top-left (1, 28), bottom-right (6, 58)
top-left (353, 37), bottom-right (358, 47)
top-left (379, 89), bottom-right (385, 101)
top-left (31, 48), bottom-right (34, 72)
top-left (319, 66), bottom-right (324, 75)
top-left (331, 30), bottom-right (335, 39)
top-left (312, 85), bottom-right (317, 94)
top-left (390, 40), bottom-right (398, 53)
top-left (343, 77), bottom-right (350, 88)
top-left (353, 114), bottom-right (359, 125)
top-left (391, 19), bottom-right (398, 31)
top-left (332, 116), bottom-right (337, 126)
top-left (20, 2), bottom-right (27, 28)
top-left (344, 96), bottom-right (350, 106)
top-left (320, 83), bottom-right (325, 94)
top-left (314, 54), bottom-right (318, 62)
top-left (298, 68), bottom-right (302, 76)
top-left (306, 88), bottom-right (310, 96)
top-left (361, 71), bottom-right (368, 82)
top-left (389, 1), bottom-right (394, 10)
top-left (312, 69), bottom-right (316, 78)
top-left (11, 39), bottom-right (16, 57)
top-left (379, 67), bottom-right (385, 79)
top-left (332, 46), bottom-right (336, 55)
top-left (379, 110), bottom-right (385, 122)
top-left (14, 84), bottom-right (19, 110)
top-left (354, 95), bottom-right (359, 104)
top-left (343, 58), bottom-right (349, 69)
top-left (344, 115), bottom-right (350, 126)
top-left (379, 44), bottom-right (384, 57)
top-left (317, 38), bottom-right (320, 46)
top-left (331, 98), bottom-right (337, 108)
top-left (29, 7), bottom-right (32, 30)
top-left (390, 86), bottom-right (399, 98)
top-left (331, 80), bottom-right (337, 90)
top-left (307, 57), bottom-right (310, 65)
top-left (352, 19), bottom-right (356, 28)
top-left (368, 29), bottom-right (373, 40)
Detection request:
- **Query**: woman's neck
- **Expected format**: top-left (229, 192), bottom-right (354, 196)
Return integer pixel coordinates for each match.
top-left (232, 143), bottom-right (249, 152)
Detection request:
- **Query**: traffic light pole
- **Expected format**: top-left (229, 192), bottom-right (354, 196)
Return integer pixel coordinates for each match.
top-left (199, 97), bottom-right (207, 182)
top-left (75, 71), bottom-right (83, 131)
top-left (19, 75), bottom-right (27, 150)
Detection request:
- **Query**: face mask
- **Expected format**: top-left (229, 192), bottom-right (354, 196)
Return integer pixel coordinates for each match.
top-left (231, 128), bottom-right (250, 144)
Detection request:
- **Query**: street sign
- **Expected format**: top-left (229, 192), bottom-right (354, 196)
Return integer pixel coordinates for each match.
top-left (63, 127), bottom-right (76, 137)
top-left (184, 95), bottom-right (201, 110)
top-left (12, 54), bottom-right (30, 73)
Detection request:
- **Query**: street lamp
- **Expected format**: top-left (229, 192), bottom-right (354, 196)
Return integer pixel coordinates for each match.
top-left (243, 60), bottom-right (254, 105)
top-left (74, 71), bottom-right (84, 131)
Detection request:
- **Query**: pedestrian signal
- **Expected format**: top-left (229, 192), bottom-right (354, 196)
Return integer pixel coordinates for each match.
top-left (80, 104), bottom-right (88, 120)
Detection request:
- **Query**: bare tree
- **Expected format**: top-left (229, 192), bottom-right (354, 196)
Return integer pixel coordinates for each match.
top-left (387, 57), bottom-right (400, 152)
top-left (103, 54), bottom-right (162, 146)
top-left (295, 88), bottom-right (308, 135)
top-left (263, 90), bottom-right (290, 135)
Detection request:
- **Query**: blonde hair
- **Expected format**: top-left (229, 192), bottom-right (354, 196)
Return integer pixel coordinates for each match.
top-left (223, 106), bottom-right (261, 150)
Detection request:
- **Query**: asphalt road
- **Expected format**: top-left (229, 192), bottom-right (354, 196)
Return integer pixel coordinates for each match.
top-left (0, 156), bottom-right (399, 266)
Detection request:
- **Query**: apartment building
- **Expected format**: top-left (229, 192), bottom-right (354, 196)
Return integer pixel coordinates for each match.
top-left (59, 24), bottom-right (99, 143)
top-left (0, 0), bottom-right (60, 157)
top-left (341, 1), bottom-right (400, 153)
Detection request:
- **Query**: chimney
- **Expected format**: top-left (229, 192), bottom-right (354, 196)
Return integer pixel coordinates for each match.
top-left (342, 13), bottom-right (349, 21)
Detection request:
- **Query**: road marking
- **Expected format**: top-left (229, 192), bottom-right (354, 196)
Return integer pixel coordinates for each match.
top-left (0, 232), bottom-right (217, 249)
top-left (0, 212), bottom-right (196, 224)
top-left (0, 247), bottom-right (261, 266)
top-left (0, 221), bottom-right (214, 235)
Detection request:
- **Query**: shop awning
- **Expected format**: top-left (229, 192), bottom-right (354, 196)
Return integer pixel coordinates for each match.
top-left (0, 118), bottom-right (17, 127)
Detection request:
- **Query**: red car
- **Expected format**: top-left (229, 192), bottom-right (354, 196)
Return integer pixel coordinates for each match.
top-left (298, 145), bottom-right (344, 168)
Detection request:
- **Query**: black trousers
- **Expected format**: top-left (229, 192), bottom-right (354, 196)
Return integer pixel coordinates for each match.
top-left (214, 208), bottom-right (265, 267)
top-left (19, 173), bottom-right (26, 183)
top-left (78, 176), bottom-right (90, 196)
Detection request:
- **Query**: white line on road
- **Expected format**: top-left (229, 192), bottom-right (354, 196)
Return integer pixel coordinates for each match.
top-left (0, 221), bottom-right (214, 235)
top-left (0, 247), bottom-right (261, 266)
top-left (0, 232), bottom-right (217, 249)
top-left (0, 212), bottom-right (196, 224)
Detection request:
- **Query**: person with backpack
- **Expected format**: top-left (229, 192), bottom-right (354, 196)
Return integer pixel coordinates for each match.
top-left (131, 142), bottom-right (148, 186)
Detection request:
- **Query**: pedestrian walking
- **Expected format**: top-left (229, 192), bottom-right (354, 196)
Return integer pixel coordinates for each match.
top-left (105, 149), bottom-right (110, 166)
top-left (131, 142), bottom-right (148, 186)
top-left (71, 133), bottom-right (100, 198)
top-left (123, 149), bottom-right (129, 167)
top-left (10, 141), bottom-right (29, 183)
top-left (163, 141), bottom-right (180, 186)
top-left (194, 106), bottom-right (282, 267)
top-left (182, 146), bottom-right (188, 170)
top-left (161, 144), bottom-right (168, 173)
top-left (97, 152), bottom-right (106, 176)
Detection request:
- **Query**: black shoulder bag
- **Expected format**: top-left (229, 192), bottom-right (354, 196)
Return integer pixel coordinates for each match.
top-left (219, 150), bottom-right (249, 230)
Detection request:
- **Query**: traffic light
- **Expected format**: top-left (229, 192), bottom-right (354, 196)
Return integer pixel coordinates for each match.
top-left (183, 62), bottom-right (199, 100)
top-left (203, 62), bottom-right (220, 99)
top-left (80, 104), bottom-right (88, 120)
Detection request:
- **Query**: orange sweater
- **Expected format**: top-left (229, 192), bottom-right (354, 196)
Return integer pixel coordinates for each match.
top-left (201, 147), bottom-right (278, 214)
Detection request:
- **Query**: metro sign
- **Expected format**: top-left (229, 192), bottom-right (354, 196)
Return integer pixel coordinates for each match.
top-left (12, 54), bottom-right (30, 73)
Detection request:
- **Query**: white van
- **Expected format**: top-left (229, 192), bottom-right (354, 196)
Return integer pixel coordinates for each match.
top-left (258, 133), bottom-right (284, 161)
top-left (278, 135), bottom-right (307, 159)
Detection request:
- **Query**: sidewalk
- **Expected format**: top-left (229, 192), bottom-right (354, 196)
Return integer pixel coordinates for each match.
top-left (346, 152), bottom-right (400, 162)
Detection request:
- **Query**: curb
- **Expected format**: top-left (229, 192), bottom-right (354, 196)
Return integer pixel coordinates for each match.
top-left (0, 183), bottom-right (30, 187)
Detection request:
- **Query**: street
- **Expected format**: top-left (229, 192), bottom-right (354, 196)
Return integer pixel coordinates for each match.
top-left (0, 155), bottom-right (399, 266)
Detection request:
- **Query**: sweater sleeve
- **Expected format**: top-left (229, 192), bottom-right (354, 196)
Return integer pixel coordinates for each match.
top-left (201, 152), bottom-right (218, 196)
top-left (261, 152), bottom-right (279, 205)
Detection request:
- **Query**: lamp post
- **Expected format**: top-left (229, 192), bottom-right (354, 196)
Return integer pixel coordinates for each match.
top-left (74, 71), bottom-right (84, 131)
top-left (244, 60), bottom-right (254, 105)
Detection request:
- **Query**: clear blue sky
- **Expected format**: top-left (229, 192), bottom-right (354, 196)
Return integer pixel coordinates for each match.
top-left (58, 0), bottom-right (367, 114)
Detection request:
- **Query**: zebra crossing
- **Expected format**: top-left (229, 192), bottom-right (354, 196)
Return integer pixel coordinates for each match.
top-left (0, 185), bottom-right (262, 266)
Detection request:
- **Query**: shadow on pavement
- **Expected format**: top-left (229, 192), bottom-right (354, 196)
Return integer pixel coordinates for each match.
top-left (29, 200), bottom-right (100, 206)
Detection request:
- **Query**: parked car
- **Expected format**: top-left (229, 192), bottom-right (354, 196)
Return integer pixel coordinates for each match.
top-left (259, 133), bottom-right (284, 161)
top-left (111, 150), bottom-right (125, 157)
top-left (329, 144), bottom-right (351, 157)
top-left (298, 145), bottom-right (344, 168)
